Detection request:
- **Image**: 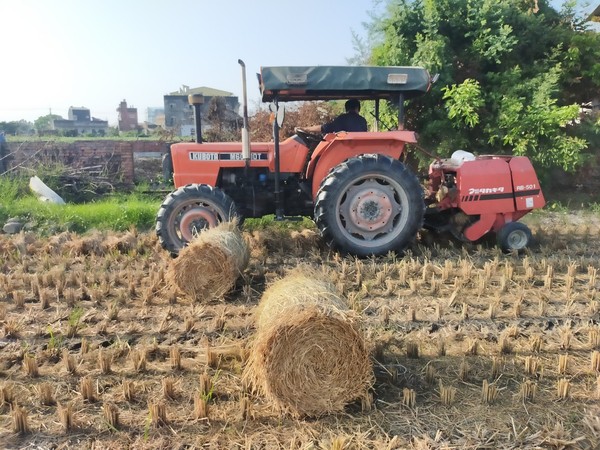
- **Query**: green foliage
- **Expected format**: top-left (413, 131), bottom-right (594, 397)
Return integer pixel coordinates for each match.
top-left (442, 79), bottom-right (484, 128)
top-left (366, 0), bottom-right (599, 175)
top-left (34, 114), bottom-right (63, 132)
top-left (0, 120), bottom-right (34, 135)
top-left (199, 370), bottom-right (221, 402)
top-left (0, 173), bottom-right (30, 202)
top-left (590, 202), bottom-right (600, 214)
top-left (243, 214), bottom-right (315, 232)
top-left (545, 201), bottom-right (570, 213)
top-left (464, 0), bottom-right (518, 64)
top-left (119, 130), bottom-right (143, 139)
top-left (489, 65), bottom-right (587, 171)
top-left (68, 307), bottom-right (84, 328)
top-left (46, 325), bottom-right (64, 353)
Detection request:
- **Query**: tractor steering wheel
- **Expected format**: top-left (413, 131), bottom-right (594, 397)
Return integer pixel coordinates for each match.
top-left (294, 127), bottom-right (323, 144)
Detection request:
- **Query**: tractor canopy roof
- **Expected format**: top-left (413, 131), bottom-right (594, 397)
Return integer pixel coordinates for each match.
top-left (259, 65), bottom-right (432, 102)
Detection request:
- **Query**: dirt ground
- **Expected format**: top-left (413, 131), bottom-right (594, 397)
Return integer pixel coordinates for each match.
top-left (1, 211), bottom-right (600, 449)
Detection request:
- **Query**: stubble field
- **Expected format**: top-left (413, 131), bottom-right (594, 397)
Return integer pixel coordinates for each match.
top-left (0, 212), bottom-right (599, 449)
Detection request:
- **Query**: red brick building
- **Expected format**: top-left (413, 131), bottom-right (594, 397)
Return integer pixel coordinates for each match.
top-left (117, 100), bottom-right (139, 132)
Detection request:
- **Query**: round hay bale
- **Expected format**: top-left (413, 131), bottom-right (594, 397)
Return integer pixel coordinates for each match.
top-left (166, 221), bottom-right (249, 301)
top-left (244, 269), bottom-right (373, 417)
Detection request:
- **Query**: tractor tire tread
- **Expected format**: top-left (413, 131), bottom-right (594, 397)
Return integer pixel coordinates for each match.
top-left (314, 154), bottom-right (424, 256)
top-left (156, 183), bottom-right (238, 256)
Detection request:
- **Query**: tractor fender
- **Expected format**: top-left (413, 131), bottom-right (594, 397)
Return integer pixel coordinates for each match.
top-left (308, 130), bottom-right (417, 199)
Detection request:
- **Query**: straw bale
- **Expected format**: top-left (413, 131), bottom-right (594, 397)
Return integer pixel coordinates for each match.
top-left (166, 221), bottom-right (249, 301)
top-left (245, 269), bottom-right (373, 417)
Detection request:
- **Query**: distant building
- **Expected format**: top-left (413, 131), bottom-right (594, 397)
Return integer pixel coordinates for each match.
top-left (146, 107), bottom-right (165, 126)
top-left (164, 85), bottom-right (240, 137)
top-left (52, 106), bottom-right (108, 136)
top-left (68, 107), bottom-right (90, 122)
top-left (116, 100), bottom-right (139, 132)
top-left (589, 4), bottom-right (600, 22)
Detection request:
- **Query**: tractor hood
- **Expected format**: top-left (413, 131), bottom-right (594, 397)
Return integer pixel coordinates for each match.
top-left (259, 65), bottom-right (432, 102)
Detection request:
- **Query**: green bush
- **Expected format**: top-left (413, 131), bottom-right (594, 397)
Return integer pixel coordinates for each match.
top-left (0, 173), bottom-right (30, 203)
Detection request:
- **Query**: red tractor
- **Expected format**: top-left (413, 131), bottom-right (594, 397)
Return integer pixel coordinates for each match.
top-left (156, 61), bottom-right (545, 256)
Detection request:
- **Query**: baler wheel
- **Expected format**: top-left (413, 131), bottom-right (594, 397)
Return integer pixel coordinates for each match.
top-left (496, 222), bottom-right (532, 252)
top-left (156, 184), bottom-right (239, 256)
top-left (314, 154), bottom-right (424, 257)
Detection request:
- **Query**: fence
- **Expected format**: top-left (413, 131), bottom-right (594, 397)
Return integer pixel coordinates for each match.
top-left (0, 140), bottom-right (169, 185)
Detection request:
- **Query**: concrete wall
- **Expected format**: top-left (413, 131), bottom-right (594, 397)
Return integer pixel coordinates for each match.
top-left (2, 140), bottom-right (169, 184)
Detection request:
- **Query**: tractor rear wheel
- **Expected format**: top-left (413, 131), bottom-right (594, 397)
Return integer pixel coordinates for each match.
top-left (156, 184), bottom-right (239, 255)
top-left (496, 222), bottom-right (532, 252)
top-left (314, 154), bottom-right (424, 257)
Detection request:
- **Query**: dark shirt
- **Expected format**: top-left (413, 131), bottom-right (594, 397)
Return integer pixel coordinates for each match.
top-left (321, 111), bottom-right (367, 133)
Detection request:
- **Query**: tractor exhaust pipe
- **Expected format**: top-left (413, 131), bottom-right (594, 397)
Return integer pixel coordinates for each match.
top-left (238, 59), bottom-right (250, 164)
top-left (188, 94), bottom-right (204, 143)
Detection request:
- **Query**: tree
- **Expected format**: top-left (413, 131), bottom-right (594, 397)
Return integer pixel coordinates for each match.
top-left (206, 97), bottom-right (228, 134)
top-left (204, 97), bottom-right (242, 142)
top-left (34, 114), bottom-right (63, 132)
top-left (249, 102), bottom-right (339, 142)
top-left (0, 120), bottom-right (33, 135)
top-left (366, 0), bottom-right (600, 175)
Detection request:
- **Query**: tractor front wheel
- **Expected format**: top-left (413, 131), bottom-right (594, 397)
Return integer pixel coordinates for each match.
top-left (314, 154), bottom-right (424, 257)
top-left (496, 222), bottom-right (532, 252)
top-left (156, 184), bottom-right (239, 255)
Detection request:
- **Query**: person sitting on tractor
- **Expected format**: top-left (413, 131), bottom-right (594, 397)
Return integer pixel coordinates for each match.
top-left (296, 99), bottom-right (367, 135)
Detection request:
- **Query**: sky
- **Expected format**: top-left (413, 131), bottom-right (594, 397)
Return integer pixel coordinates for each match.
top-left (0, 0), bottom-right (378, 124)
top-left (0, 0), bottom-right (595, 125)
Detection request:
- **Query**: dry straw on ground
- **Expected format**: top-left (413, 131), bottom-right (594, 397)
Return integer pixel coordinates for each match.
top-left (104, 231), bottom-right (138, 254)
top-left (166, 221), bottom-right (249, 301)
top-left (3, 215), bottom-right (600, 448)
top-left (244, 268), bottom-right (373, 417)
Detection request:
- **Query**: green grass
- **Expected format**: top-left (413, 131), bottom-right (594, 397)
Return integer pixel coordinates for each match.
top-left (0, 173), bottom-right (30, 202)
top-left (0, 169), bottom-right (316, 235)
top-left (0, 167), bottom-right (166, 233)
top-left (243, 214), bottom-right (316, 232)
top-left (0, 193), bottom-right (161, 234)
